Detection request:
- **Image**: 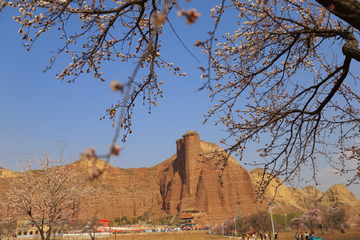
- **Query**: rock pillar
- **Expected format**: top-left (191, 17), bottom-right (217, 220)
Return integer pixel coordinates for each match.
top-left (176, 131), bottom-right (203, 196)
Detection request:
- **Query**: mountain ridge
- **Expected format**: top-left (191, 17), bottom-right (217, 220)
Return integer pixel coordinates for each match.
top-left (1, 131), bottom-right (359, 225)
top-left (249, 168), bottom-right (360, 224)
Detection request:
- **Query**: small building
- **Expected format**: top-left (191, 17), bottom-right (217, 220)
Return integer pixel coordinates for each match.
top-left (179, 213), bottom-right (194, 227)
top-left (16, 220), bottom-right (67, 236)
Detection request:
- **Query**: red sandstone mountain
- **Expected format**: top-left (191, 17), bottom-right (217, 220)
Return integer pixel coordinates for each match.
top-left (1, 131), bottom-right (359, 225)
top-left (0, 131), bottom-right (263, 225)
top-left (159, 131), bottom-right (264, 223)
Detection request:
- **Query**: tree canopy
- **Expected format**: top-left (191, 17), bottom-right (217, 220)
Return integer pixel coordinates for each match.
top-left (1, 0), bottom-right (360, 194)
top-left (200, 0), bottom-right (360, 193)
top-left (300, 209), bottom-right (321, 232)
top-left (323, 207), bottom-right (350, 233)
top-left (5, 154), bottom-right (99, 240)
top-left (248, 210), bottom-right (271, 233)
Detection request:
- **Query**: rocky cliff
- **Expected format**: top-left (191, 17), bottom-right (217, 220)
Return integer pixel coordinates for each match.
top-left (1, 131), bottom-right (359, 225)
top-left (0, 131), bottom-right (263, 225)
top-left (249, 168), bottom-right (360, 223)
top-left (318, 184), bottom-right (360, 208)
top-left (249, 168), bottom-right (310, 213)
top-left (159, 131), bottom-right (264, 223)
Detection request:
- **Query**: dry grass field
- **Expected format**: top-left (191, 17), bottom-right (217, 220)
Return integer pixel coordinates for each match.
top-left (110, 231), bottom-right (222, 240)
top-left (14, 229), bottom-right (360, 240)
top-left (106, 229), bottom-right (360, 240)
top-left (273, 230), bottom-right (359, 240)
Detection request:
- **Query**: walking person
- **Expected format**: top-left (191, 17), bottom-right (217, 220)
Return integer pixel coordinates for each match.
top-left (310, 231), bottom-right (317, 240)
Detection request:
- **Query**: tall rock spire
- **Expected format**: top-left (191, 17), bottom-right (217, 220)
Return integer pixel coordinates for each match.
top-left (176, 130), bottom-right (203, 196)
top-left (160, 130), bottom-right (265, 222)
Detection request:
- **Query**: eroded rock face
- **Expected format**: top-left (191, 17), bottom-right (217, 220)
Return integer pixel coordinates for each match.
top-left (249, 168), bottom-right (360, 223)
top-left (0, 158), bottom-right (166, 223)
top-left (317, 184), bottom-right (360, 208)
top-left (0, 167), bottom-right (21, 178)
top-left (1, 131), bottom-right (359, 225)
top-left (302, 186), bottom-right (323, 201)
top-left (0, 131), bottom-right (263, 225)
top-left (316, 184), bottom-right (360, 223)
top-left (249, 168), bottom-right (310, 214)
top-left (159, 131), bottom-right (264, 224)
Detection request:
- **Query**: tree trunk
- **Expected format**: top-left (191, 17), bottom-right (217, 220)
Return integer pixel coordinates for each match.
top-left (316, 0), bottom-right (360, 31)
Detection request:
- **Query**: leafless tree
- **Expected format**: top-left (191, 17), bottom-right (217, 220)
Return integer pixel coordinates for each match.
top-left (290, 217), bottom-right (301, 234)
top-left (248, 210), bottom-right (271, 233)
top-left (199, 0), bottom-right (360, 196)
top-left (83, 216), bottom-right (100, 240)
top-left (1, 0), bottom-right (360, 192)
top-left (234, 217), bottom-right (250, 236)
top-left (5, 153), bottom-right (99, 240)
top-left (0, 0), bottom-right (195, 158)
top-left (0, 222), bottom-right (16, 240)
top-left (322, 207), bottom-right (350, 233)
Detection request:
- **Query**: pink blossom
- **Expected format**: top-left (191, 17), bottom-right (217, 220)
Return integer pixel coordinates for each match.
top-left (110, 143), bottom-right (121, 156)
top-left (80, 148), bottom-right (96, 159)
top-left (152, 12), bottom-right (166, 29)
top-left (110, 80), bottom-right (124, 93)
top-left (178, 9), bottom-right (201, 24)
top-left (193, 40), bottom-right (202, 46)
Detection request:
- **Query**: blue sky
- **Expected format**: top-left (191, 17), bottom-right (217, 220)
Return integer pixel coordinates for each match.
top-left (0, 0), bottom-right (359, 200)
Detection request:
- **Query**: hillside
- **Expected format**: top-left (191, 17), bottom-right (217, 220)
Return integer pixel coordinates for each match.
top-left (1, 131), bottom-right (359, 225)
top-left (249, 168), bottom-right (360, 223)
top-left (0, 131), bottom-right (264, 225)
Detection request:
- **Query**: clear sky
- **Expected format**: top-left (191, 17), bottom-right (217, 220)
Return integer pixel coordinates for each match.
top-left (0, 0), bottom-right (359, 200)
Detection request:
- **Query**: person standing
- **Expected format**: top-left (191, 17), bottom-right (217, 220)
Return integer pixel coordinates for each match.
top-left (295, 232), bottom-right (299, 240)
top-left (305, 232), bottom-right (309, 240)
